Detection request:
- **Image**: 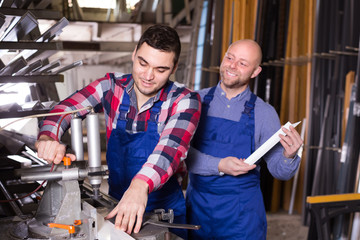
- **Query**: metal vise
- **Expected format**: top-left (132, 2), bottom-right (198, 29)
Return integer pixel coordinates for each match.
top-left (14, 109), bottom-right (108, 239)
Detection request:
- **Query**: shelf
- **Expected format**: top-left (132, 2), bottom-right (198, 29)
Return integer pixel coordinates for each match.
top-left (0, 7), bottom-right (62, 20)
top-left (0, 109), bottom-right (51, 118)
top-left (0, 74), bottom-right (64, 83)
top-left (0, 41), bottom-right (137, 52)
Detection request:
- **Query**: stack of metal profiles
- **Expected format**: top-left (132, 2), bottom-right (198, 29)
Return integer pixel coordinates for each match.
top-left (0, 1), bottom-right (83, 118)
top-left (302, 0), bottom-right (360, 239)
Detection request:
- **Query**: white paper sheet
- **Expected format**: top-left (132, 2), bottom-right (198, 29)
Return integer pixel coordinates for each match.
top-left (244, 121), bottom-right (301, 165)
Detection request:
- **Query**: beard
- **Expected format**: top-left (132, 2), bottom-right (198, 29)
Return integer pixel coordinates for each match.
top-left (220, 70), bottom-right (250, 89)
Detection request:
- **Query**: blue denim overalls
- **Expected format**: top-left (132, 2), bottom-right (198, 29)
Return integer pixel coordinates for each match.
top-left (187, 87), bottom-right (266, 239)
top-left (106, 78), bottom-right (187, 238)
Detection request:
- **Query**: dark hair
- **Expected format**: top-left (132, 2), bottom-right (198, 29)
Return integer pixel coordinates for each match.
top-left (136, 24), bottom-right (181, 66)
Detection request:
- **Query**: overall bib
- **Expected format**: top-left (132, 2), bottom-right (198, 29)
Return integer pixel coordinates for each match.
top-left (187, 87), bottom-right (266, 240)
top-left (106, 80), bottom-right (187, 238)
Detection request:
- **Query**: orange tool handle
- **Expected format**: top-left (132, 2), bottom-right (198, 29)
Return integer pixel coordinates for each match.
top-left (48, 223), bottom-right (75, 234)
top-left (63, 156), bottom-right (71, 166)
top-left (74, 220), bottom-right (82, 225)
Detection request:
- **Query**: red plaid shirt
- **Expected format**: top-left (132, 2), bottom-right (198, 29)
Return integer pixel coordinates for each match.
top-left (39, 73), bottom-right (201, 192)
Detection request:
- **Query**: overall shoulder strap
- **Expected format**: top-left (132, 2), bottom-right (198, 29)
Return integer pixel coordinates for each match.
top-left (201, 86), bottom-right (216, 115)
top-left (242, 93), bottom-right (257, 116)
top-left (149, 81), bottom-right (174, 122)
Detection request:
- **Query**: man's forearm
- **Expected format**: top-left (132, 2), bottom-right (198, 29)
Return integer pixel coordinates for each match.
top-left (137, 91), bottom-right (201, 192)
top-left (186, 147), bottom-right (222, 176)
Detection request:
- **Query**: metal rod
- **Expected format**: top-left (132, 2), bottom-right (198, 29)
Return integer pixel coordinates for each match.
top-left (20, 168), bottom-right (87, 182)
top-left (71, 113), bottom-right (84, 161)
top-left (311, 94), bottom-right (331, 196)
top-left (143, 219), bottom-right (201, 230)
top-left (86, 110), bottom-right (102, 198)
top-left (21, 151), bottom-right (47, 166)
top-left (289, 118), bottom-right (306, 214)
top-left (52, 60), bottom-right (83, 75)
top-left (14, 165), bottom-right (52, 176)
top-left (0, 180), bottom-right (24, 218)
top-left (21, 171), bottom-right (63, 181)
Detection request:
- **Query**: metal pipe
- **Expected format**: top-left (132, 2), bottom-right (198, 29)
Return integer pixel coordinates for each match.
top-left (21, 168), bottom-right (88, 182)
top-left (14, 165), bottom-right (52, 177)
top-left (86, 110), bottom-right (101, 170)
top-left (71, 113), bottom-right (84, 161)
top-left (86, 110), bottom-right (102, 198)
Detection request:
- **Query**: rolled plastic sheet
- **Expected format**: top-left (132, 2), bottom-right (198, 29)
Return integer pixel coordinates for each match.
top-left (244, 121), bottom-right (301, 165)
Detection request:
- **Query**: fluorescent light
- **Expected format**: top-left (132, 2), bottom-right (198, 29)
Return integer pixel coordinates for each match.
top-left (76, 0), bottom-right (140, 10)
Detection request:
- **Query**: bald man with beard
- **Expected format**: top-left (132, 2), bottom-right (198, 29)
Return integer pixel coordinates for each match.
top-left (185, 39), bottom-right (303, 240)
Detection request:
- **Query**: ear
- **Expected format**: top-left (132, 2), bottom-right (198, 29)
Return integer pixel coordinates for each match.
top-left (171, 63), bottom-right (178, 74)
top-left (131, 46), bottom-right (137, 62)
top-left (251, 66), bottom-right (262, 78)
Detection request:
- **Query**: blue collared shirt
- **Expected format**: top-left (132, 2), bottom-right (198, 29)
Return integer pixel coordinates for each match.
top-left (186, 82), bottom-right (301, 181)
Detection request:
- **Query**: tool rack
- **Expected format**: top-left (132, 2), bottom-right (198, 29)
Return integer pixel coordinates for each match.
top-left (0, 4), bottom-right (139, 119)
top-left (0, 4), bottom-right (68, 118)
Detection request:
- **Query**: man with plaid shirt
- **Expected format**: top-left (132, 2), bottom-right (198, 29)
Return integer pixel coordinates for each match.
top-left (35, 25), bottom-right (201, 238)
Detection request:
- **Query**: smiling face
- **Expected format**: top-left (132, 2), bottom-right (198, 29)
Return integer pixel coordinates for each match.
top-left (219, 40), bottom-right (262, 95)
top-left (131, 42), bottom-right (177, 106)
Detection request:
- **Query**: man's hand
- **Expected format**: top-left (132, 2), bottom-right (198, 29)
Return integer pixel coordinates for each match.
top-left (218, 157), bottom-right (257, 176)
top-left (105, 178), bottom-right (149, 234)
top-left (35, 135), bottom-right (75, 164)
top-left (279, 125), bottom-right (303, 158)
